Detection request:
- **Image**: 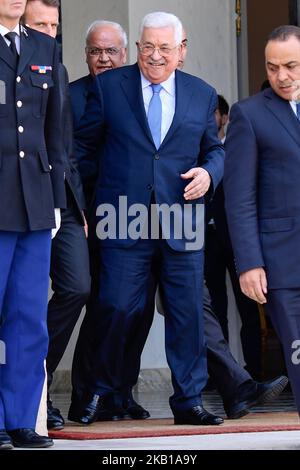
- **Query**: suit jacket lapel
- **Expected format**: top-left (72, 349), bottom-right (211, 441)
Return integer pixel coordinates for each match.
top-left (120, 66), bottom-right (194, 149)
top-left (120, 63), bottom-right (154, 145)
top-left (17, 27), bottom-right (35, 76)
top-left (160, 70), bottom-right (193, 149)
top-left (264, 88), bottom-right (300, 148)
top-left (0, 33), bottom-right (16, 70)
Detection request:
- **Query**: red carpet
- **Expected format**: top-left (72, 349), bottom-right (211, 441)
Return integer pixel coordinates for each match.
top-left (49, 412), bottom-right (300, 440)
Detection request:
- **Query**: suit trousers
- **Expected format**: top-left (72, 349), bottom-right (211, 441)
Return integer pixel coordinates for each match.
top-left (205, 224), bottom-right (262, 380)
top-left (203, 282), bottom-right (253, 403)
top-left (89, 238), bottom-right (206, 411)
top-left (0, 230), bottom-right (51, 430)
top-left (265, 289), bottom-right (300, 414)
top-left (46, 201), bottom-right (90, 384)
top-left (70, 249), bottom-right (156, 403)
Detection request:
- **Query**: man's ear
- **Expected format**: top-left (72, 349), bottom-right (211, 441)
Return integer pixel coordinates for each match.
top-left (123, 48), bottom-right (128, 64)
top-left (222, 114), bottom-right (229, 127)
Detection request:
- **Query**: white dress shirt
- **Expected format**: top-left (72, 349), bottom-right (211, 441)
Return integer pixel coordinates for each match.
top-left (289, 100), bottom-right (300, 118)
top-left (0, 23), bottom-right (20, 54)
top-left (141, 71), bottom-right (176, 145)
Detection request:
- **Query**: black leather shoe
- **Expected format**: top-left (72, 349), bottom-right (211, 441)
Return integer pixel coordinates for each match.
top-left (47, 400), bottom-right (65, 430)
top-left (68, 393), bottom-right (101, 425)
top-left (0, 429), bottom-right (13, 450)
top-left (97, 394), bottom-right (125, 421)
top-left (8, 429), bottom-right (53, 448)
top-left (123, 398), bottom-right (150, 420)
top-left (225, 375), bottom-right (288, 419)
top-left (97, 408), bottom-right (124, 421)
top-left (173, 406), bottom-right (224, 425)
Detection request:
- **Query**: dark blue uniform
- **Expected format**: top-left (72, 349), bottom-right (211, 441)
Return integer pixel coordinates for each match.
top-left (0, 25), bottom-right (65, 431)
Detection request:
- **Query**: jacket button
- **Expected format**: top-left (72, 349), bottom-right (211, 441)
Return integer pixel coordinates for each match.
top-left (43, 83), bottom-right (48, 90)
top-left (19, 151), bottom-right (25, 158)
top-left (18, 126), bottom-right (24, 133)
top-left (147, 184), bottom-right (153, 190)
top-left (49, 165), bottom-right (52, 170)
top-left (17, 100), bottom-right (23, 108)
top-left (154, 154), bottom-right (160, 160)
top-left (16, 76), bottom-right (21, 83)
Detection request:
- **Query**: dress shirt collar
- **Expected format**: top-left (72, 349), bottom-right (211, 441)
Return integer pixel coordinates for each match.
top-left (290, 100), bottom-right (298, 116)
top-left (0, 23), bottom-right (20, 39)
top-left (140, 71), bottom-right (176, 97)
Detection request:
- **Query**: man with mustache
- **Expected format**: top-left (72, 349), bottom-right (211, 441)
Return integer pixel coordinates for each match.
top-left (68, 20), bottom-right (151, 422)
top-left (71, 11), bottom-right (224, 426)
top-left (224, 25), bottom-right (300, 418)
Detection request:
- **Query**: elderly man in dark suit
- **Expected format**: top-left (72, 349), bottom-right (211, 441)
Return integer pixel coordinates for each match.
top-left (70, 11), bottom-right (225, 426)
top-left (22, 0), bottom-right (91, 432)
top-left (69, 20), bottom-right (127, 206)
top-left (69, 19), bottom-right (152, 422)
top-left (0, 0), bottom-right (65, 449)
top-left (224, 25), bottom-right (300, 416)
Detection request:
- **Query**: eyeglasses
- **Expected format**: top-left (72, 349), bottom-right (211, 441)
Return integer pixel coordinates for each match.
top-left (85, 47), bottom-right (122, 57)
top-left (137, 43), bottom-right (180, 57)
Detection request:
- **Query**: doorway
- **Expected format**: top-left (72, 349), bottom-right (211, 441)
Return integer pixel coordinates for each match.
top-left (237, 0), bottom-right (299, 98)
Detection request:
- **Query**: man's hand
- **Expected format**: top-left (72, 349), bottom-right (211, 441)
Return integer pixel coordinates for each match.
top-left (51, 208), bottom-right (61, 239)
top-left (181, 168), bottom-right (211, 200)
top-left (239, 267), bottom-right (268, 304)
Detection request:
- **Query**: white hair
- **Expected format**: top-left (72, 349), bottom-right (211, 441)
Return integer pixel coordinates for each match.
top-left (139, 11), bottom-right (183, 45)
top-left (86, 20), bottom-right (128, 48)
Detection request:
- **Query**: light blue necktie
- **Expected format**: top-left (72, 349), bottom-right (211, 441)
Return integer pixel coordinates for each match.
top-left (148, 84), bottom-right (162, 149)
top-left (296, 102), bottom-right (300, 122)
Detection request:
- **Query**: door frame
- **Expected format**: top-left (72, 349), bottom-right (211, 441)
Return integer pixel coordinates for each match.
top-left (237, 0), bottom-right (299, 100)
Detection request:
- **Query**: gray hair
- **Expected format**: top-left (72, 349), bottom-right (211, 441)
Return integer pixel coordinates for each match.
top-left (86, 20), bottom-right (128, 48)
top-left (139, 11), bottom-right (183, 45)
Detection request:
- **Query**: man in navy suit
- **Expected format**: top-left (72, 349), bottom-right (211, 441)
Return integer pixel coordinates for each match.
top-left (70, 20), bottom-right (127, 208)
top-left (71, 11), bottom-right (224, 426)
top-left (0, 0), bottom-right (65, 449)
top-left (205, 94), bottom-right (262, 381)
top-left (68, 21), bottom-right (151, 421)
top-left (22, 0), bottom-right (91, 432)
top-left (224, 25), bottom-right (300, 416)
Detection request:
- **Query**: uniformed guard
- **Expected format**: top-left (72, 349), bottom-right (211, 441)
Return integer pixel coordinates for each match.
top-left (0, 0), bottom-right (66, 449)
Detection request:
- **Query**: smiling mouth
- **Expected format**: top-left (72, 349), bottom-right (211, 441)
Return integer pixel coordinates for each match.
top-left (148, 63), bottom-right (165, 67)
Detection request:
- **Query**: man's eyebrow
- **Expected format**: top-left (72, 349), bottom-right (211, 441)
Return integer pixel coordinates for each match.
top-left (267, 60), bottom-right (299, 66)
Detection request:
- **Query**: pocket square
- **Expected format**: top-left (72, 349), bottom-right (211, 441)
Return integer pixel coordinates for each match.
top-left (31, 65), bottom-right (52, 74)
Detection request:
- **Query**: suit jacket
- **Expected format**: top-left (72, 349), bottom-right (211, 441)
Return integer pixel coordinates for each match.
top-left (75, 64), bottom-right (224, 251)
top-left (69, 74), bottom-right (93, 129)
top-left (0, 26), bottom-right (66, 231)
top-left (58, 64), bottom-right (85, 223)
top-left (69, 74), bottom-right (98, 211)
top-left (224, 87), bottom-right (300, 288)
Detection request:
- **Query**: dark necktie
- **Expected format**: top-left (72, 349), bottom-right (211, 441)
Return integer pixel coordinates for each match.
top-left (148, 84), bottom-right (163, 149)
top-left (5, 32), bottom-right (19, 69)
